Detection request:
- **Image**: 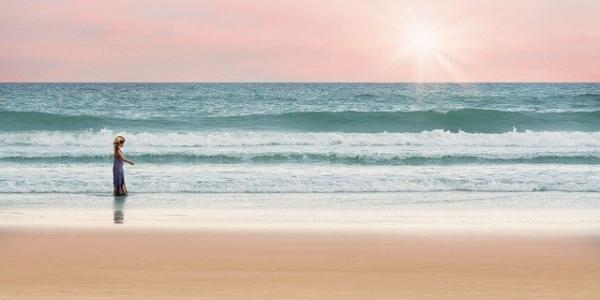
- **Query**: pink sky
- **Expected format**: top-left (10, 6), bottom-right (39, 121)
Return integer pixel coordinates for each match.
top-left (1, 0), bottom-right (599, 82)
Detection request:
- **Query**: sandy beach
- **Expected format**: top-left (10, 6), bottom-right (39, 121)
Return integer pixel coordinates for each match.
top-left (2, 228), bottom-right (599, 299)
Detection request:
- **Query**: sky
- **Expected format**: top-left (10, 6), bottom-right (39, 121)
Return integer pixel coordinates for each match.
top-left (1, 0), bottom-right (599, 82)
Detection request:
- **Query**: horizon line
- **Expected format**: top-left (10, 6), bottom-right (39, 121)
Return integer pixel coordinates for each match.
top-left (1, 81), bottom-right (599, 84)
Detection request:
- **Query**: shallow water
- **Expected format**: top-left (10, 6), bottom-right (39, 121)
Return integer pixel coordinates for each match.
top-left (1, 192), bottom-right (599, 233)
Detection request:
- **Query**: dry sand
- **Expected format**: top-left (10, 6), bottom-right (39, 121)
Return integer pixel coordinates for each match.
top-left (1, 228), bottom-right (599, 299)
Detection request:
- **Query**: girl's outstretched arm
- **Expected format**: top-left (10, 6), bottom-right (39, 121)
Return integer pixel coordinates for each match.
top-left (117, 150), bottom-right (135, 165)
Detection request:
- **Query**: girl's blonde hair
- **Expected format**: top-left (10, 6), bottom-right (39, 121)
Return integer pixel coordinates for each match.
top-left (113, 136), bottom-right (126, 151)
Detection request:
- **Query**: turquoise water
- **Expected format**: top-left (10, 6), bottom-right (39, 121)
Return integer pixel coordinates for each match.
top-left (2, 83), bottom-right (600, 132)
top-left (0, 83), bottom-right (599, 194)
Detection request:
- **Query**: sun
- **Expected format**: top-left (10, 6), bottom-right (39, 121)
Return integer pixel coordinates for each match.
top-left (372, 4), bottom-right (473, 81)
top-left (395, 19), bottom-right (466, 81)
top-left (404, 23), bottom-right (442, 59)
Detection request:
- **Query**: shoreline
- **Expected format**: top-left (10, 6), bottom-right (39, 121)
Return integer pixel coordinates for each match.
top-left (2, 191), bottom-right (600, 235)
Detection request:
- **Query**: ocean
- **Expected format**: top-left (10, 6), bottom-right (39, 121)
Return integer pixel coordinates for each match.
top-left (1, 83), bottom-right (599, 231)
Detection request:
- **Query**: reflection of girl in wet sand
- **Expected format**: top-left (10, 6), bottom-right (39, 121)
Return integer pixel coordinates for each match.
top-left (113, 136), bottom-right (134, 196)
top-left (113, 196), bottom-right (126, 224)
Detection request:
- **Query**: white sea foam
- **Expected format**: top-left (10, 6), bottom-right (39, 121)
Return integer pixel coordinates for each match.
top-left (2, 130), bottom-right (599, 193)
top-left (1, 129), bottom-right (599, 159)
top-left (1, 163), bottom-right (599, 193)
top-left (1, 129), bottom-right (600, 147)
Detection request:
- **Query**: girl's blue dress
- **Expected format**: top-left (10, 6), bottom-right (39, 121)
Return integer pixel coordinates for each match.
top-left (113, 153), bottom-right (125, 196)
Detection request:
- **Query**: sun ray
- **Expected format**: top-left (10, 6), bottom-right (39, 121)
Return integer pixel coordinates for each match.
top-left (373, 3), bottom-right (472, 82)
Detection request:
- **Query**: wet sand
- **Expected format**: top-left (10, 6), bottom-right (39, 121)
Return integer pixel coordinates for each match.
top-left (1, 228), bottom-right (599, 299)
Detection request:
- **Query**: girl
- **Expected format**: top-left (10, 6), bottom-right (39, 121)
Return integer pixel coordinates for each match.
top-left (113, 136), bottom-right (134, 196)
